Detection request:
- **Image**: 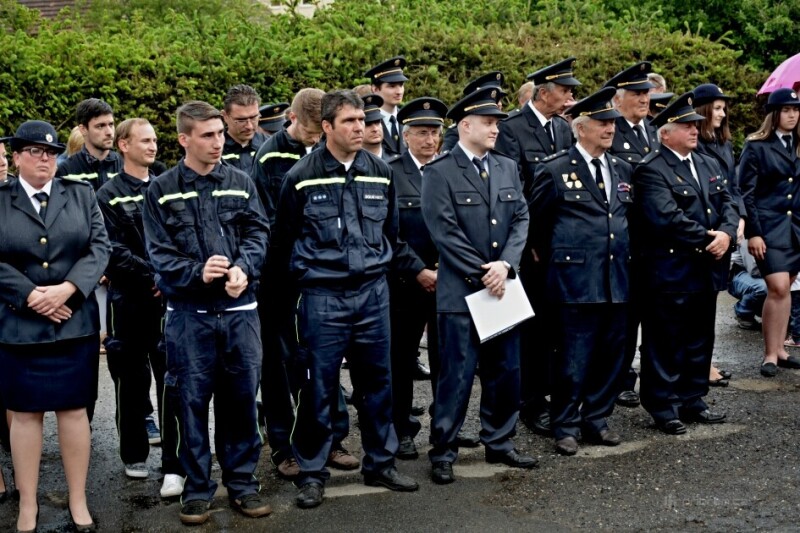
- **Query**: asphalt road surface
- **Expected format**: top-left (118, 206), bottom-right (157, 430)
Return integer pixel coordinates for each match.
top-left (1, 292), bottom-right (799, 532)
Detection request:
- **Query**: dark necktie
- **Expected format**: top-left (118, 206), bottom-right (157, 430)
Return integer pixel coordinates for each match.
top-left (783, 134), bottom-right (793, 155)
top-left (591, 158), bottom-right (607, 202)
top-left (473, 157), bottom-right (489, 180)
top-left (637, 124), bottom-right (649, 148)
top-left (682, 158), bottom-right (697, 183)
top-left (34, 191), bottom-right (49, 222)
top-left (389, 115), bottom-right (399, 144)
top-left (544, 120), bottom-right (554, 148)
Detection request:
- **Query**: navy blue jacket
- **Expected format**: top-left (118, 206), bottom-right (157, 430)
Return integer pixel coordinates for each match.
top-left (56, 146), bottom-right (123, 191)
top-left (695, 137), bottom-right (743, 216)
top-left (276, 147), bottom-right (409, 290)
top-left (0, 177), bottom-right (110, 344)
top-left (421, 145), bottom-right (529, 313)
top-left (142, 161), bottom-right (269, 310)
top-left (221, 131), bottom-right (268, 174)
top-left (96, 171), bottom-right (158, 297)
top-left (739, 133), bottom-right (800, 248)
top-left (251, 128), bottom-right (307, 229)
top-left (388, 152), bottom-right (433, 278)
top-left (496, 104), bottom-right (573, 199)
top-left (531, 146), bottom-right (633, 304)
top-left (609, 116), bottom-right (657, 166)
top-left (632, 145), bottom-right (738, 293)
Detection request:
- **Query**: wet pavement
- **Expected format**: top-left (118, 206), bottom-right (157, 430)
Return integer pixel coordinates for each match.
top-left (1, 292), bottom-right (799, 532)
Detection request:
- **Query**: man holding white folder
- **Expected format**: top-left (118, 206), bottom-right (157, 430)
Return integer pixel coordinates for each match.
top-left (421, 86), bottom-right (534, 485)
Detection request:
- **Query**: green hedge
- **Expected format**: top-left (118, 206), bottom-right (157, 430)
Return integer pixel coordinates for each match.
top-left (0, 0), bottom-right (770, 163)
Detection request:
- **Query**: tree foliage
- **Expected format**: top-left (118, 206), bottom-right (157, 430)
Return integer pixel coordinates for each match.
top-left (0, 0), bottom-right (772, 162)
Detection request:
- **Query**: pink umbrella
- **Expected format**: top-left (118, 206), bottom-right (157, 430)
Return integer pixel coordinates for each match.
top-left (758, 52), bottom-right (800, 95)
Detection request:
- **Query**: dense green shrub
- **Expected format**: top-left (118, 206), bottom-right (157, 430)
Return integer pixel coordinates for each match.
top-left (0, 0), bottom-right (770, 163)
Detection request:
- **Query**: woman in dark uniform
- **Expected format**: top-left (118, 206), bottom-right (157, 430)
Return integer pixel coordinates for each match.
top-left (0, 121), bottom-right (110, 532)
top-left (739, 89), bottom-right (800, 377)
top-left (693, 83), bottom-right (739, 386)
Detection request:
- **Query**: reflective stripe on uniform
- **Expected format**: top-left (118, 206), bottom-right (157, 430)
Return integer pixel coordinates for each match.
top-left (211, 189), bottom-right (250, 199)
top-left (221, 153), bottom-right (240, 160)
top-left (354, 176), bottom-right (391, 185)
top-left (295, 177), bottom-right (346, 190)
top-left (259, 151), bottom-right (301, 164)
top-left (63, 172), bottom-right (99, 181)
top-left (157, 191), bottom-right (200, 204)
top-left (108, 194), bottom-right (144, 206)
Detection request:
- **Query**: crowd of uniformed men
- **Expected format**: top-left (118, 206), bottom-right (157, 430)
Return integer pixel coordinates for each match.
top-left (2, 53), bottom-right (776, 526)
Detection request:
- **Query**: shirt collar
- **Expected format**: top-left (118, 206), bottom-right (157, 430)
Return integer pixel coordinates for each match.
top-left (575, 143), bottom-right (606, 168)
top-left (625, 118), bottom-right (644, 130)
top-left (179, 160), bottom-right (225, 183)
top-left (664, 146), bottom-right (693, 163)
top-left (19, 176), bottom-right (53, 198)
top-left (457, 142), bottom-right (487, 163)
top-left (528, 100), bottom-right (549, 127)
top-left (408, 152), bottom-right (426, 171)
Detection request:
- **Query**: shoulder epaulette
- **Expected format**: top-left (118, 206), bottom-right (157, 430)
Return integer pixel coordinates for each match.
top-left (541, 149), bottom-right (569, 163)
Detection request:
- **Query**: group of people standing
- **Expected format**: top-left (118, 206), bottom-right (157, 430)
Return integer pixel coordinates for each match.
top-left (0, 52), bottom-right (799, 531)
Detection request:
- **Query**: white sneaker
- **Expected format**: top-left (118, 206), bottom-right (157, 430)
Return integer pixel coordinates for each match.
top-left (160, 474), bottom-right (186, 498)
top-left (124, 462), bottom-right (149, 479)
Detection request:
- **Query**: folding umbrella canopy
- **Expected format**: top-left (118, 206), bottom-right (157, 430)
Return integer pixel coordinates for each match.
top-left (758, 52), bottom-right (800, 95)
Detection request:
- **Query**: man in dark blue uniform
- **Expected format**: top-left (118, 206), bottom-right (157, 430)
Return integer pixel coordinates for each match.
top-left (388, 96), bottom-right (447, 459)
top-left (276, 90), bottom-right (419, 509)
top-left (366, 56), bottom-right (409, 157)
top-left (422, 87), bottom-right (535, 485)
top-left (251, 87), bottom-right (358, 480)
top-left (632, 92), bottom-right (738, 435)
top-left (57, 98), bottom-right (122, 190)
top-left (530, 88), bottom-right (634, 456)
top-left (604, 62), bottom-right (658, 409)
top-left (221, 84), bottom-right (269, 173)
top-left (142, 101), bottom-right (271, 525)
top-left (495, 58), bottom-right (581, 436)
top-left (362, 94), bottom-right (393, 161)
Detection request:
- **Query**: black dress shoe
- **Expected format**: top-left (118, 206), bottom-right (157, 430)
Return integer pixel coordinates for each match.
top-left (616, 390), bottom-right (640, 408)
top-left (485, 448), bottom-right (538, 469)
top-left (455, 431), bottom-right (480, 448)
top-left (431, 461), bottom-right (455, 484)
top-left (760, 362), bottom-right (778, 377)
top-left (777, 354), bottom-right (800, 368)
top-left (708, 377), bottom-right (729, 387)
top-left (397, 436), bottom-right (419, 460)
top-left (70, 509), bottom-right (96, 532)
top-left (680, 409), bottom-right (726, 424)
top-left (295, 482), bottom-right (324, 509)
top-left (583, 429), bottom-right (622, 446)
top-left (410, 405), bottom-right (425, 417)
top-left (364, 467), bottom-right (419, 492)
top-left (656, 419), bottom-right (687, 435)
top-left (413, 358), bottom-right (431, 380)
top-left (555, 436), bottom-right (578, 456)
top-left (521, 410), bottom-right (552, 436)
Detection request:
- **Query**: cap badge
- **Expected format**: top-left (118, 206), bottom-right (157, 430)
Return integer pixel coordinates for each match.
top-left (423, 102), bottom-right (430, 110)
top-left (718, 87), bottom-right (724, 94)
top-left (793, 92), bottom-right (798, 99)
top-left (496, 73), bottom-right (502, 80)
top-left (640, 64), bottom-right (646, 71)
top-left (394, 59), bottom-right (401, 66)
top-left (366, 96), bottom-right (373, 104)
top-left (274, 106), bottom-right (280, 112)
top-left (45, 133), bottom-right (53, 142)
top-left (687, 97), bottom-right (693, 105)
top-left (491, 90), bottom-right (497, 99)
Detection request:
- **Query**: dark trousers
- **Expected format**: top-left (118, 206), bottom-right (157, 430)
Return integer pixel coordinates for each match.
top-left (640, 291), bottom-right (717, 424)
top-left (551, 303), bottom-right (627, 440)
top-left (164, 309), bottom-right (262, 502)
top-left (292, 278), bottom-right (397, 486)
top-left (429, 313), bottom-right (520, 464)
top-left (105, 295), bottom-right (166, 465)
top-left (519, 256), bottom-right (552, 417)
top-left (389, 277), bottom-right (438, 438)
top-left (258, 268), bottom-right (350, 465)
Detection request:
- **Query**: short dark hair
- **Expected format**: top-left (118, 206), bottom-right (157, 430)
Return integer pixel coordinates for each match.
top-left (76, 98), bottom-right (114, 126)
top-left (223, 84), bottom-right (261, 112)
top-left (321, 90), bottom-right (363, 125)
top-left (176, 101), bottom-right (223, 134)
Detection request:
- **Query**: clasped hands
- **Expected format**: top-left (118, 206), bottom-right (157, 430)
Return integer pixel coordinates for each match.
top-left (203, 254), bottom-right (248, 298)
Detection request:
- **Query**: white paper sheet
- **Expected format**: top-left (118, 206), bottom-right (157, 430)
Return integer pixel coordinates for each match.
top-left (465, 276), bottom-right (535, 343)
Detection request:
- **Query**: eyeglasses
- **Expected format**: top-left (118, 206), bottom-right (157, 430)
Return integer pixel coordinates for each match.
top-left (21, 147), bottom-right (60, 159)
top-left (230, 115), bottom-right (260, 126)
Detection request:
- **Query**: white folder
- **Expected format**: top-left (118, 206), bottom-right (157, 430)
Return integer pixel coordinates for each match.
top-left (465, 276), bottom-right (535, 343)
